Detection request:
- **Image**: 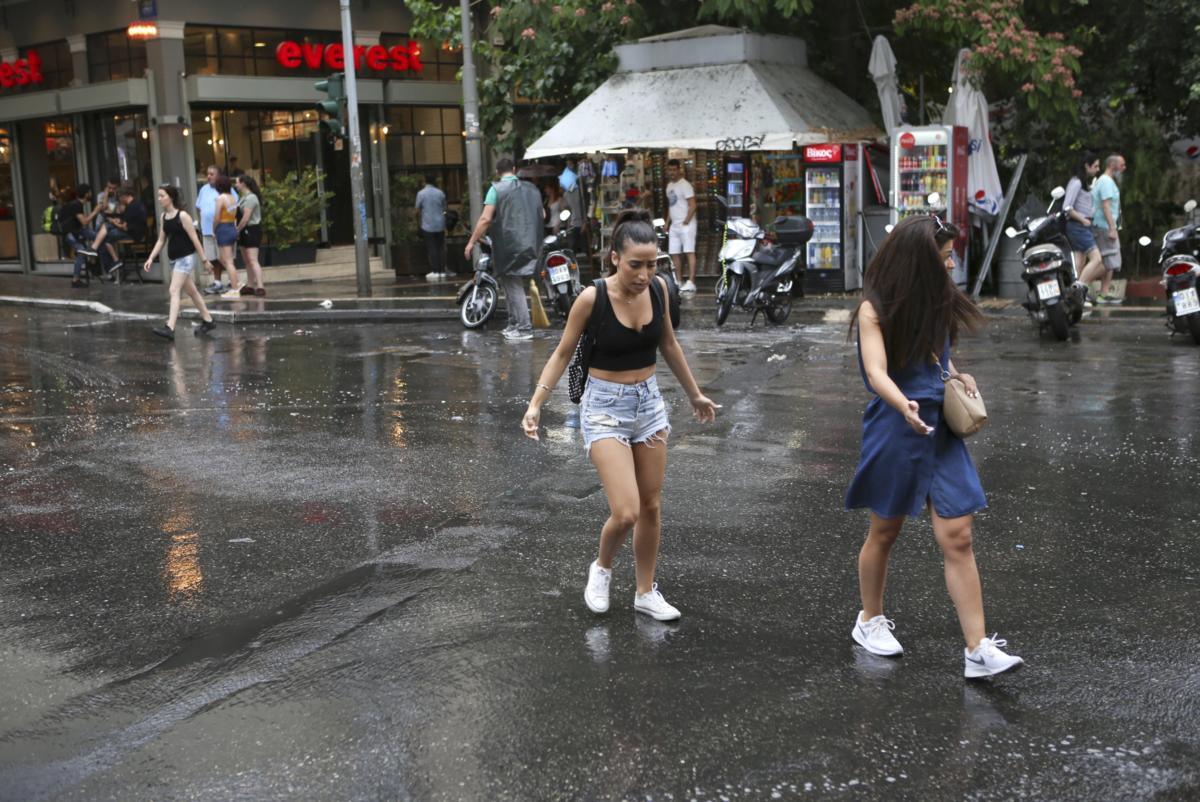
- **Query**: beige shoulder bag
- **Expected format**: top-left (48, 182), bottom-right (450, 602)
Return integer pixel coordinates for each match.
top-left (935, 358), bottom-right (988, 438)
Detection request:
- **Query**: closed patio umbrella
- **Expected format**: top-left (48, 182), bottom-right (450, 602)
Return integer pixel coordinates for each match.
top-left (868, 36), bottom-right (903, 135)
top-left (943, 48), bottom-right (1003, 216)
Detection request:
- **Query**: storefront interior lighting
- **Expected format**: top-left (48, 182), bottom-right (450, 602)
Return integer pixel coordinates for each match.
top-left (255, 42), bottom-right (266, 48)
top-left (381, 125), bottom-right (389, 135)
top-left (141, 130), bottom-right (149, 140)
top-left (182, 128), bottom-right (190, 137)
top-left (127, 21), bottom-right (158, 40)
top-left (204, 115), bottom-right (211, 123)
top-left (207, 139), bottom-right (213, 145)
top-left (218, 139), bottom-right (224, 146)
top-left (419, 130), bottom-right (425, 136)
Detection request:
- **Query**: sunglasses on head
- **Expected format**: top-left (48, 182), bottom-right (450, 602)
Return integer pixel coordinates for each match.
top-left (928, 213), bottom-right (947, 233)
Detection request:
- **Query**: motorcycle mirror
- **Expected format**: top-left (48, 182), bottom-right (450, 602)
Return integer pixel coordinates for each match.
top-left (652, 218), bottom-right (666, 228)
top-left (1050, 186), bottom-right (1065, 199)
top-left (926, 192), bottom-right (941, 207)
top-left (1137, 235), bottom-right (1152, 247)
top-left (1005, 226), bottom-right (1019, 239)
top-left (1185, 199), bottom-right (1198, 213)
top-left (559, 209), bottom-right (571, 221)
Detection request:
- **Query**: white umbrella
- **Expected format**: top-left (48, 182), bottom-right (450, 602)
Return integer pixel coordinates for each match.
top-left (868, 36), bottom-right (903, 135)
top-left (944, 48), bottom-right (1003, 216)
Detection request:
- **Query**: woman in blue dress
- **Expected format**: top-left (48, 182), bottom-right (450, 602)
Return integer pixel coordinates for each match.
top-left (845, 215), bottom-right (1024, 679)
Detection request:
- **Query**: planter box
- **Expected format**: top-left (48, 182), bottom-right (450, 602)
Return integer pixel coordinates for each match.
top-left (261, 243), bottom-right (318, 267)
top-left (390, 241), bottom-right (426, 276)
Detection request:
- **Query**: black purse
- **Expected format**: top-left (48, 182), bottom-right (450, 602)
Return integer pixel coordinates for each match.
top-left (567, 279), bottom-right (609, 403)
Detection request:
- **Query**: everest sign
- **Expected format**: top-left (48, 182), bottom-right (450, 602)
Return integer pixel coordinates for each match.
top-left (276, 41), bottom-right (423, 74)
top-left (0, 50), bottom-right (44, 91)
top-left (804, 145), bottom-right (842, 163)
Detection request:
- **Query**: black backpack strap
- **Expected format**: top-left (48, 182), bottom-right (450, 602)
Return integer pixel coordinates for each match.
top-left (648, 275), bottom-right (665, 314)
top-left (588, 278), bottom-right (608, 336)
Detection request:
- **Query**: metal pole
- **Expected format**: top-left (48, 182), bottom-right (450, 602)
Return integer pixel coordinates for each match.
top-left (340, 0), bottom-right (371, 297)
top-left (460, 0), bottom-right (485, 252)
top-left (971, 154), bottom-right (1027, 300)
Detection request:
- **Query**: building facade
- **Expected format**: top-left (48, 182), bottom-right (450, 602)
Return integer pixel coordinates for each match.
top-left (0, 0), bottom-right (466, 277)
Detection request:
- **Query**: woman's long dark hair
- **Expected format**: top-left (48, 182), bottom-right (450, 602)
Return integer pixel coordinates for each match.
top-left (236, 174), bottom-right (262, 212)
top-left (850, 215), bottom-right (983, 369)
top-left (608, 208), bottom-right (656, 275)
top-left (1074, 150), bottom-right (1099, 184)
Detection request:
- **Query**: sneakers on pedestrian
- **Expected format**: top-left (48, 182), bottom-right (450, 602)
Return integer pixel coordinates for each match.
top-left (1096, 293), bottom-right (1123, 305)
top-left (203, 281), bottom-right (225, 295)
top-left (503, 328), bottom-right (533, 341)
top-left (221, 286), bottom-right (245, 299)
top-left (152, 324), bottom-right (175, 340)
top-left (584, 560), bottom-right (611, 614)
top-left (425, 271), bottom-right (443, 281)
top-left (194, 319), bottom-right (217, 336)
top-left (71, 279), bottom-right (86, 289)
top-left (106, 260), bottom-right (123, 275)
top-left (964, 635), bottom-right (1024, 679)
top-left (76, 246), bottom-right (98, 257)
top-left (851, 611), bottom-right (903, 657)
top-left (680, 279), bottom-right (697, 293)
top-left (239, 285), bottom-right (257, 296)
top-left (254, 287), bottom-right (267, 297)
top-left (634, 583), bottom-right (681, 621)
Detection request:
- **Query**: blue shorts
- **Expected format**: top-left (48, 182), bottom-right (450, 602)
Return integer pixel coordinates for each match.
top-left (171, 254), bottom-right (195, 274)
top-left (580, 375), bottom-right (671, 453)
top-left (215, 222), bottom-right (238, 247)
top-left (1066, 220), bottom-right (1096, 253)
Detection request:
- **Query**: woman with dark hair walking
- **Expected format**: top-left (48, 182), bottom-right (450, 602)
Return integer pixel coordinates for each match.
top-left (212, 174), bottom-right (243, 298)
top-left (845, 215), bottom-right (1024, 679)
top-left (1065, 151), bottom-right (1102, 302)
top-left (235, 174), bottom-right (266, 296)
top-left (522, 210), bottom-right (719, 620)
top-left (143, 184), bottom-right (216, 340)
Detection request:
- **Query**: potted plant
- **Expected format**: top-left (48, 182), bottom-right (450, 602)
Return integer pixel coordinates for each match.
top-left (389, 172), bottom-right (425, 276)
top-left (260, 167), bottom-right (329, 266)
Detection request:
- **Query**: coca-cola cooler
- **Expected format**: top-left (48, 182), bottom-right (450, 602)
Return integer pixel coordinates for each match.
top-left (890, 125), bottom-right (970, 284)
top-left (800, 143), bottom-right (865, 293)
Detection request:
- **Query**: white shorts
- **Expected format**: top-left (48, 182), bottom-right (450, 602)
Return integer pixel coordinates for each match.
top-left (202, 234), bottom-right (217, 261)
top-left (668, 222), bottom-right (697, 254)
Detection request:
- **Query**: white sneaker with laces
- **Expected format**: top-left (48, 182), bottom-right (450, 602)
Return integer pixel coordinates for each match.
top-left (425, 271), bottom-right (441, 281)
top-left (634, 583), bottom-right (681, 621)
top-left (584, 561), bottom-right (611, 614)
top-left (851, 611), bottom-right (903, 657)
top-left (221, 286), bottom-right (245, 299)
top-left (503, 328), bottom-right (533, 341)
top-left (964, 635), bottom-right (1024, 679)
top-left (680, 280), bottom-right (697, 293)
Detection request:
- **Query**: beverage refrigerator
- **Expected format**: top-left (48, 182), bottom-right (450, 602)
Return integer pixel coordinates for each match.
top-left (889, 124), bottom-right (969, 283)
top-left (799, 143), bottom-right (865, 292)
top-left (723, 156), bottom-right (750, 218)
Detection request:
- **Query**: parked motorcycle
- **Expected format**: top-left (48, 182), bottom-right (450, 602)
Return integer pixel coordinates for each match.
top-left (651, 217), bottom-right (683, 329)
top-left (715, 216), bottom-right (813, 326)
top-left (458, 236), bottom-right (498, 329)
top-left (1005, 186), bottom-right (1086, 341)
top-left (1146, 198), bottom-right (1200, 344)
top-left (538, 209), bottom-right (583, 322)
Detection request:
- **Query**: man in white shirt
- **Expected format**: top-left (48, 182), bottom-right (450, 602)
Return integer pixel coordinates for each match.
top-left (665, 159), bottom-right (697, 292)
top-left (196, 166), bottom-right (222, 293)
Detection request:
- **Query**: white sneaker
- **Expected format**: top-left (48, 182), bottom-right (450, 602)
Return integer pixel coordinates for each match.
top-left (964, 635), bottom-right (1024, 679)
top-left (680, 280), bottom-right (697, 293)
top-left (851, 611), bottom-right (903, 657)
top-left (425, 271), bottom-right (444, 281)
top-left (220, 286), bottom-right (245, 299)
top-left (634, 583), bottom-right (681, 621)
top-left (203, 281), bottom-right (225, 294)
top-left (584, 561), bottom-right (611, 614)
top-left (503, 328), bottom-right (533, 341)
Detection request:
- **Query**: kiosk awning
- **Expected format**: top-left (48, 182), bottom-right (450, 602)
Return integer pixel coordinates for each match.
top-left (524, 42), bottom-right (881, 158)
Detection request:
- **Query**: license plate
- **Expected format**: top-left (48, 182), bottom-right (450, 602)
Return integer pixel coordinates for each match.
top-left (1037, 280), bottom-right (1061, 301)
top-left (548, 265), bottom-right (571, 285)
top-left (1174, 287), bottom-right (1200, 316)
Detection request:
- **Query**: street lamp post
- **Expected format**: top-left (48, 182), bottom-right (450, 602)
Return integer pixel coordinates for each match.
top-left (460, 0), bottom-right (485, 262)
top-left (339, 0), bottom-right (371, 297)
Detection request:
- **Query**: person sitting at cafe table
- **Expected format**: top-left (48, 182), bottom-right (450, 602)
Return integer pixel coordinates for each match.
top-left (93, 185), bottom-right (149, 275)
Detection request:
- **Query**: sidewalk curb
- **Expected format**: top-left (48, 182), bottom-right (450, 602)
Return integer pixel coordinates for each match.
top-left (0, 296), bottom-right (114, 315)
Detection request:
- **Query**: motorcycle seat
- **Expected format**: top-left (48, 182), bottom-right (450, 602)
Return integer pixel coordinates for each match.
top-left (752, 247), bottom-right (789, 268)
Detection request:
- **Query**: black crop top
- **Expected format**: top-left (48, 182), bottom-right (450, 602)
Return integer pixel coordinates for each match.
top-left (589, 279), bottom-right (664, 371)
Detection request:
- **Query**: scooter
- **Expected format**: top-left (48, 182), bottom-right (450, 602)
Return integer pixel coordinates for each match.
top-left (1005, 186), bottom-right (1086, 341)
top-left (1143, 198), bottom-right (1200, 344)
top-left (538, 209), bottom-right (583, 322)
top-left (652, 217), bottom-right (682, 329)
top-left (457, 236), bottom-right (498, 329)
top-left (715, 216), bottom-right (813, 326)
top-left (712, 195), bottom-right (766, 301)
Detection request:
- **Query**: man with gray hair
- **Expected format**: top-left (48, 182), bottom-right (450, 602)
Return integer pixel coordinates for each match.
top-left (1086, 154), bottom-right (1126, 304)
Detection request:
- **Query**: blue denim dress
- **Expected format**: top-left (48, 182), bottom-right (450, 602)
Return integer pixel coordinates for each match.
top-left (844, 340), bottom-right (987, 519)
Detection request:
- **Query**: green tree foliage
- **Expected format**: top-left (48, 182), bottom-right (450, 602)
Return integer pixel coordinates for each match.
top-left (260, 168), bottom-right (328, 250)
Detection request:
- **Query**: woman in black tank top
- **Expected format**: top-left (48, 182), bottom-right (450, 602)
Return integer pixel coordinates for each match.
top-left (143, 184), bottom-right (216, 340)
top-left (523, 210), bottom-right (718, 622)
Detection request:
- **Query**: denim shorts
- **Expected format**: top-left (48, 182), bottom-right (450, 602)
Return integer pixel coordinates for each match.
top-left (1066, 220), bottom-right (1096, 252)
top-left (215, 222), bottom-right (238, 247)
top-left (171, 254), bottom-right (195, 274)
top-left (580, 375), bottom-right (671, 453)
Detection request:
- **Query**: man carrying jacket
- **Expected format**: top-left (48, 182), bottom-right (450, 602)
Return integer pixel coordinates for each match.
top-left (464, 158), bottom-right (544, 341)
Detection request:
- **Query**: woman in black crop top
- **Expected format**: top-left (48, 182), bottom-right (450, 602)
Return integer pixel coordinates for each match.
top-left (523, 210), bottom-right (718, 622)
top-left (143, 184), bottom-right (216, 340)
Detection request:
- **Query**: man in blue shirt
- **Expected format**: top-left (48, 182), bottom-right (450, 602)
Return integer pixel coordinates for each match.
top-left (1090, 154), bottom-right (1125, 304)
top-left (416, 174), bottom-right (448, 281)
top-left (196, 165), bottom-right (222, 293)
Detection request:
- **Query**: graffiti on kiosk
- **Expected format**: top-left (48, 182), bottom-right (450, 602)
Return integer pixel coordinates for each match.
top-left (715, 135), bottom-right (767, 151)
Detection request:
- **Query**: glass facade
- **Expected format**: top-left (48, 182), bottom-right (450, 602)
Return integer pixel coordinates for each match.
top-left (90, 112), bottom-right (153, 199)
top-left (191, 108), bottom-right (322, 184)
top-left (0, 127), bottom-right (16, 260)
top-left (5, 41), bottom-right (73, 94)
top-left (384, 105), bottom-right (466, 206)
top-left (44, 120), bottom-right (78, 200)
top-left (87, 31), bottom-right (148, 83)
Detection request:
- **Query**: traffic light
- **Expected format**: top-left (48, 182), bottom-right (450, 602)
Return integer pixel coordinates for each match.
top-left (314, 73), bottom-right (346, 138)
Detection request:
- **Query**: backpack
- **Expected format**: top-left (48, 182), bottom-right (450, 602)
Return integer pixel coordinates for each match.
top-left (45, 204), bottom-right (62, 234)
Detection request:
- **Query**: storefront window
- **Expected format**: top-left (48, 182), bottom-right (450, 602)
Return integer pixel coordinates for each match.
top-left (45, 120), bottom-right (77, 199)
top-left (191, 108), bottom-right (321, 184)
top-left (87, 31), bottom-right (148, 83)
top-left (91, 112), bottom-right (152, 192)
top-left (3, 41), bottom-right (73, 94)
top-left (384, 105), bottom-right (466, 214)
top-left (0, 127), bottom-right (17, 260)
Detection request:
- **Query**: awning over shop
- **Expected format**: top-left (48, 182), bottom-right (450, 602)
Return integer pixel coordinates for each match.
top-left (524, 28), bottom-right (881, 158)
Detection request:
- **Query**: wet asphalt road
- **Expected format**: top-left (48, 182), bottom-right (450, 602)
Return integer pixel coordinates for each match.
top-left (0, 306), bottom-right (1197, 801)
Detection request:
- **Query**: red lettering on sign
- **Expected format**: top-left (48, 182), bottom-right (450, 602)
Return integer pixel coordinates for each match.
top-left (276, 41), bottom-right (301, 68)
top-left (301, 43), bottom-right (324, 69)
top-left (365, 45), bottom-right (387, 70)
top-left (0, 49), bottom-right (44, 91)
top-left (389, 46), bottom-right (409, 71)
top-left (326, 44), bottom-right (345, 70)
top-left (899, 132), bottom-right (916, 150)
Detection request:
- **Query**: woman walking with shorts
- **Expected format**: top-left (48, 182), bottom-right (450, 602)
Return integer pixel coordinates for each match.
top-left (143, 184), bottom-right (216, 340)
top-left (522, 210), bottom-right (718, 620)
top-left (1065, 151), bottom-right (1102, 299)
top-left (845, 215), bottom-right (1024, 679)
top-left (235, 174), bottom-right (266, 296)
top-left (212, 175), bottom-right (243, 297)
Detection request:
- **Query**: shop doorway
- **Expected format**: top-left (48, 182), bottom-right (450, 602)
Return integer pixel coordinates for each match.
top-left (317, 133), bottom-right (353, 245)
